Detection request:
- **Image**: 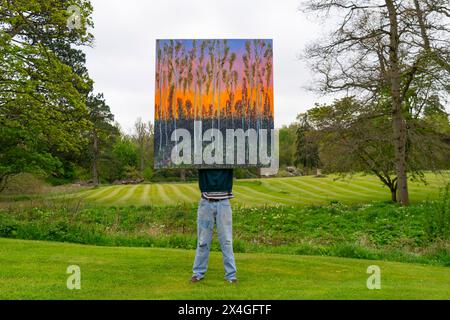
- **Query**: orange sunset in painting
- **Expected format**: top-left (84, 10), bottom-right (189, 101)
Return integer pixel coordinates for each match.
top-left (155, 39), bottom-right (273, 121)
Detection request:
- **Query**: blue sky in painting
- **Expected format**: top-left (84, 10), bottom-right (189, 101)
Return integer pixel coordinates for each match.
top-left (156, 39), bottom-right (272, 54)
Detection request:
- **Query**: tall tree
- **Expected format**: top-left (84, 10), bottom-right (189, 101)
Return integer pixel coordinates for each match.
top-left (196, 40), bottom-right (207, 120)
top-left (86, 93), bottom-right (116, 185)
top-left (279, 123), bottom-right (298, 168)
top-left (0, 0), bottom-right (94, 191)
top-left (303, 0), bottom-right (450, 205)
top-left (295, 114), bottom-right (321, 175)
top-left (134, 117), bottom-right (152, 174)
top-left (155, 40), bottom-right (163, 154)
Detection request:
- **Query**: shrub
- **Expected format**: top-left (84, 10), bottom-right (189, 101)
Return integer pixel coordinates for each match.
top-left (1, 198), bottom-right (450, 266)
top-left (424, 183), bottom-right (450, 241)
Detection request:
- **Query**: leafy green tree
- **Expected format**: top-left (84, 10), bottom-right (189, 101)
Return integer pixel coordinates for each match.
top-left (307, 97), bottom-right (450, 202)
top-left (133, 118), bottom-right (153, 176)
top-left (294, 113), bottom-right (321, 175)
top-left (108, 137), bottom-right (139, 182)
top-left (0, 0), bottom-right (94, 191)
top-left (278, 124), bottom-right (298, 168)
top-left (85, 93), bottom-right (118, 185)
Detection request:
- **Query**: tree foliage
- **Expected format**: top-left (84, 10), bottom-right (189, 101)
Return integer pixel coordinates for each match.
top-left (0, 0), bottom-right (94, 190)
top-left (295, 113), bottom-right (321, 174)
top-left (306, 97), bottom-right (450, 202)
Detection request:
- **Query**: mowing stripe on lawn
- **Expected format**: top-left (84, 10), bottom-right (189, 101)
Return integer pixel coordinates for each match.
top-left (261, 181), bottom-right (315, 204)
top-left (289, 179), bottom-right (354, 200)
top-left (305, 178), bottom-right (376, 199)
top-left (53, 186), bottom-right (118, 202)
top-left (330, 179), bottom-right (386, 194)
top-left (114, 185), bottom-right (139, 204)
top-left (409, 182), bottom-right (447, 191)
top-left (259, 180), bottom-right (302, 197)
top-left (334, 174), bottom-right (444, 190)
top-left (139, 184), bottom-right (151, 205)
top-left (135, 185), bottom-right (147, 203)
top-left (94, 186), bottom-right (127, 203)
top-left (270, 179), bottom-right (328, 200)
top-left (176, 185), bottom-right (199, 202)
top-left (236, 185), bottom-right (300, 204)
top-left (232, 190), bottom-right (277, 205)
top-left (83, 187), bottom-right (112, 200)
top-left (302, 177), bottom-right (376, 199)
top-left (268, 179), bottom-right (326, 204)
top-left (167, 184), bottom-right (194, 203)
top-left (251, 182), bottom-right (301, 202)
top-left (232, 183), bottom-right (281, 204)
top-left (261, 180), bottom-right (316, 205)
top-left (84, 186), bottom-right (118, 200)
top-left (271, 179), bottom-right (328, 199)
top-left (345, 178), bottom-right (388, 192)
top-left (231, 189), bottom-right (274, 205)
top-left (54, 188), bottom-right (93, 199)
top-left (183, 184), bottom-right (200, 197)
top-left (424, 176), bottom-right (450, 185)
top-left (155, 184), bottom-right (171, 204)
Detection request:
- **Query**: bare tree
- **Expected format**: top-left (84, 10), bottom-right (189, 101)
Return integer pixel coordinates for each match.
top-left (134, 118), bottom-right (148, 173)
top-left (208, 40), bottom-right (217, 131)
top-left (303, 0), bottom-right (450, 205)
top-left (196, 41), bottom-right (208, 120)
top-left (217, 40), bottom-right (230, 132)
top-left (264, 43), bottom-right (273, 119)
top-left (225, 52), bottom-right (237, 126)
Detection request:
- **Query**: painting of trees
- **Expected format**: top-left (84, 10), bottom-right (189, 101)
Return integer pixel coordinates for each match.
top-left (154, 39), bottom-right (274, 169)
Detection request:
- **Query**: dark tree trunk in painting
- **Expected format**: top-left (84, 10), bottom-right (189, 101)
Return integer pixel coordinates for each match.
top-left (154, 39), bottom-right (274, 169)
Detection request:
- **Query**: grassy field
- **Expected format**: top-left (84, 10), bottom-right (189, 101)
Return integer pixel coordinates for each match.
top-left (1, 238), bottom-right (450, 300)
top-left (1, 173), bottom-right (449, 300)
top-left (54, 173), bottom-right (450, 207)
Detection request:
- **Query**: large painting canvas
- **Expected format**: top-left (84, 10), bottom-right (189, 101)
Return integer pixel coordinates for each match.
top-left (154, 39), bottom-right (274, 169)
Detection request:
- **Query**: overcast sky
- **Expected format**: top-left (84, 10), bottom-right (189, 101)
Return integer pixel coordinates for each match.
top-left (83, 0), bottom-right (334, 133)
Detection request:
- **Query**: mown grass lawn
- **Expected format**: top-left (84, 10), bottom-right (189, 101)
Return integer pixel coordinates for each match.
top-left (60, 173), bottom-right (450, 207)
top-left (1, 238), bottom-right (449, 300)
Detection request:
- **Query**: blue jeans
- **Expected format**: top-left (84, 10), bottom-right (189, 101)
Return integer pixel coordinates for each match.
top-left (192, 198), bottom-right (237, 280)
